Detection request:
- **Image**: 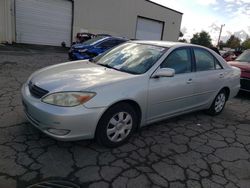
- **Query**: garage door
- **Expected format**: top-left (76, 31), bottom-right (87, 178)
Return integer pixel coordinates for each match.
top-left (16, 0), bottom-right (72, 47)
top-left (136, 17), bottom-right (164, 40)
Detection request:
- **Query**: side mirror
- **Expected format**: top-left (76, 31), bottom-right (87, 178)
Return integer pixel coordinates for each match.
top-left (152, 68), bottom-right (175, 78)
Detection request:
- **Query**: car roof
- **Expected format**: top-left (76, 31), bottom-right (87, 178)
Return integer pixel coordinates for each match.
top-left (132, 40), bottom-right (195, 48)
top-left (131, 40), bottom-right (230, 67)
top-left (89, 36), bottom-right (122, 45)
top-left (93, 36), bottom-right (126, 42)
top-left (108, 36), bottom-right (128, 41)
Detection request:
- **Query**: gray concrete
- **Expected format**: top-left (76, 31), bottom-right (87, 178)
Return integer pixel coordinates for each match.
top-left (0, 46), bottom-right (250, 188)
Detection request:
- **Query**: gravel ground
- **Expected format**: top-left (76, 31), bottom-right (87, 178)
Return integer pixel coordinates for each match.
top-left (0, 46), bottom-right (250, 188)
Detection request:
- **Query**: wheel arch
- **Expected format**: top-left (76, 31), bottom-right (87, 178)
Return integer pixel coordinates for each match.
top-left (221, 86), bottom-right (230, 100)
top-left (95, 99), bottom-right (142, 133)
top-left (94, 99), bottom-right (143, 145)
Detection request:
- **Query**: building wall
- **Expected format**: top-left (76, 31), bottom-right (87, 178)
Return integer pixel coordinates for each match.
top-left (73, 0), bottom-right (182, 41)
top-left (0, 0), bottom-right (182, 44)
top-left (0, 0), bottom-right (13, 43)
top-left (0, 0), bottom-right (6, 43)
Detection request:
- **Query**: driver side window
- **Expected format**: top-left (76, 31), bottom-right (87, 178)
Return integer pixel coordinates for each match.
top-left (160, 48), bottom-right (192, 74)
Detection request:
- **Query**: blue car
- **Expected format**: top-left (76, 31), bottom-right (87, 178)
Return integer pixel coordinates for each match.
top-left (69, 36), bottom-right (128, 60)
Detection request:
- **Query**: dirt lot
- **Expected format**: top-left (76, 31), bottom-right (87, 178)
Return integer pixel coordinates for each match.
top-left (0, 45), bottom-right (250, 188)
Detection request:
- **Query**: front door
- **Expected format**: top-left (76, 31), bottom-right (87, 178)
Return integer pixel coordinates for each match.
top-left (147, 47), bottom-right (196, 122)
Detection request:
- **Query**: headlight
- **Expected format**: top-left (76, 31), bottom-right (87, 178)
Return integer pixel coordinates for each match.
top-left (78, 49), bottom-right (88, 53)
top-left (41, 92), bottom-right (96, 107)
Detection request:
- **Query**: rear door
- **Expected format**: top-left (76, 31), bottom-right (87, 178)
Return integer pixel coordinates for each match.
top-left (192, 47), bottom-right (225, 107)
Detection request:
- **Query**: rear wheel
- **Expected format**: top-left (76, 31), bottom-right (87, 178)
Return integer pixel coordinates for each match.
top-left (95, 103), bottom-right (138, 147)
top-left (207, 89), bottom-right (227, 115)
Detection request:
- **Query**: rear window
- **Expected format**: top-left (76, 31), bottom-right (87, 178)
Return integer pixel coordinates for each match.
top-left (194, 48), bottom-right (223, 71)
top-left (82, 36), bottom-right (107, 45)
top-left (96, 39), bottom-right (126, 48)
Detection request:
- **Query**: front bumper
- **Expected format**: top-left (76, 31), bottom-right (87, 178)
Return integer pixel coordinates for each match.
top-left (21, 84), bottom-right (106, 141)
top-left (240, 77), bottom-right (250, 92)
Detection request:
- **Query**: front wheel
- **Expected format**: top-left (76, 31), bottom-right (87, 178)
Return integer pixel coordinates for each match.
top-left (207, 90), bottom-right (227, 116)
top-left (95, 103), bottom-right (138, 148)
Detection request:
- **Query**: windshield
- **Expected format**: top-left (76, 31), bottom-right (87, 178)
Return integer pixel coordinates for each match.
top-left (82, 36), bottom-right (107, 45)
top-left (236, 50), bottom-right (250, 62)
top-left (95, 43), bottom-right (167, 74)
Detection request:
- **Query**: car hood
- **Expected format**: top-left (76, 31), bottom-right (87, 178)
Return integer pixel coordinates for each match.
top-left (228, 61), bottom-right (250, 72)
top-left (30, 61), bottom-right (134, 92)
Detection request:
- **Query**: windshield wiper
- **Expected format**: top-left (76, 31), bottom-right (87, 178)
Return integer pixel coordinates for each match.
top-left (89, 58), bottom-right (96, 63)
top-left (96, 63), bottom-right (114, 69)
top-left (97, 63), bottom-right (139, 74)
top-left (97, 63), bottom-right (125, 72)
top-left (96, 63), bottom-right (119, 71)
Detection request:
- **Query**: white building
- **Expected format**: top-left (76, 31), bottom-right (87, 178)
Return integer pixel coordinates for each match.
top-left (0, 0), bottom-right (182, 46)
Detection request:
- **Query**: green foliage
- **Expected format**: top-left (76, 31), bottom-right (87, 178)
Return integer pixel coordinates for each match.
top-left (242, 37), bottom-right (250, 49)
top-left (190, 31), bottom-right (212, 47)
top-left (218, 41), bottom-right (226, 50)
top-left (178, 38), bottom-right (187, 43)
top-left (179, 31), bottom-right (184, 38)
top-left (226, 35), bottom-right (241, 49)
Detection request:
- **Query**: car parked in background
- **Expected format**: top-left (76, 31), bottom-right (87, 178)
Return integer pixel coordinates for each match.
top-left (22, 41), bottom-right (240, 147)
top-left (228, 49), bottom-right (250, 92)
top-left (69, 36), bottom-right (128, 60)
top-left (222, 51), bottom-right (236, 61)
top-left (73, 33), bottom-right (112, 44)
top-left (95, 34), bottom-right (111, 37)
top-left (74, 32), bottom-right (95, 44)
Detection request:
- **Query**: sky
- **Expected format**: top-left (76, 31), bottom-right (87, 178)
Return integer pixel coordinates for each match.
top-left (152, 0), bottom-right (250, 45)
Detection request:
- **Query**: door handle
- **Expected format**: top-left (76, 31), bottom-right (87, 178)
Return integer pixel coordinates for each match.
top-left (186, 78), bottom-right (193, 84)
top-left (219, 73), bottom-right (224, 78)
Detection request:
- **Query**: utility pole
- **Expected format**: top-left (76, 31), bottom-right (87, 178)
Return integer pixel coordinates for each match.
top-left (217, 24), bottom-right (225, 48)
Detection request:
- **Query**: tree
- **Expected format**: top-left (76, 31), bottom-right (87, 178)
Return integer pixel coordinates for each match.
top-left (179, 31), bottom-right (184, 38)
top-left (190, 31), bottom-right (212, 47)
top-left (226, 35), bottom-right (241, 49)
top-left (218, 40), bottom-right (226, 50)
top-left (242, 37), bottom-right (250, 49)
top-left (178, 38), bottom-right (187, 43)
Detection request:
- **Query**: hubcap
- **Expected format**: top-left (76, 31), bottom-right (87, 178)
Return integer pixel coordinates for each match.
top-left (215, 93), bottom-right (226, 113)
top-left (107, 112), bottom-right (133, 142)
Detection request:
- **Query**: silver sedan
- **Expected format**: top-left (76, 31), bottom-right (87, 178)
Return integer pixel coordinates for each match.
top-left (22, 41), bottom-right (241, 147)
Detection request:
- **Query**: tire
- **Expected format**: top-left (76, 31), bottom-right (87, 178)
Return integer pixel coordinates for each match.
top-left (95, 103), bottom-right (138, 148)
top-left (207, 89), bottom-right (227, 116)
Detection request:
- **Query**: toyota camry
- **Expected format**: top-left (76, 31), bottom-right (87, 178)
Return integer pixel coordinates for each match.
top-left (22, 41), bottom-right (240, 147)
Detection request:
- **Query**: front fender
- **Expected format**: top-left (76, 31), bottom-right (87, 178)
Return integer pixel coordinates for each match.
top-left (84, 76), bottom-right (148, 126)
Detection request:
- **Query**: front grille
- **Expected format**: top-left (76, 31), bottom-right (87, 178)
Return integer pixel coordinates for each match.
top-left (240, 78), bottom-right (250, 91)
top-left (29, 82), bottom-right (49, 98)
